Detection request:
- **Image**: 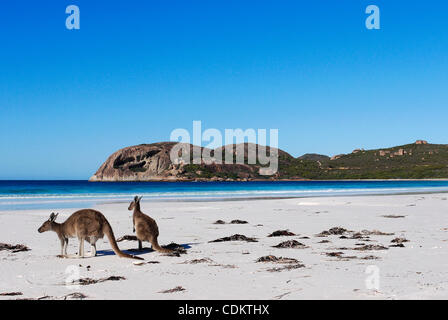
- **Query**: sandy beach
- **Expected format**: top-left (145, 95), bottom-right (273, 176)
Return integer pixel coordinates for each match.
top-left (1, 193), bottom-right (448, 300)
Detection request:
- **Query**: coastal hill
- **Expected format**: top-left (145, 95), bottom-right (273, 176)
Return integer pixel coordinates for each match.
top-left (89, 142), bottom-right (292, 181)
top-left (317, 140), bottom-right (448, 179)
top-left (89, 140), bottom-right (448, 181)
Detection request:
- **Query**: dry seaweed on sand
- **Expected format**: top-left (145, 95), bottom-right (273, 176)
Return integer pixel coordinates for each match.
top-left (318, 239), bottom-right (331, 243)
top-left (63, 292), bottom-right (87, 300)
top-left (340, 233), bottom-right (371, 241)
top-left (361, 255), bottom-right (381, 260)
top-left (390, 237), bottom-right (409, 247)
top-left (325, 252), bottom-right (344, 257)
top-left (272, 240), bottom-right (308, 249)
top-left (0, 243), bottom-right (30, 253)
top-left (256, 255), bottom-right (299, 264)
top-left (16, 295), bottom-right (53, 301)
top-left (382, 215), bottom-right (406, 218)
top-left (354, 244), bottom-right (388, 251)
top-left (268, 230), bottom-right (296, 237)
top-left (339, 256), bottom-right (358, 260)
top-left (230, 220), bottom-right (248, 224)
top-left (0, 292), bottom-right (23, 296)
top-left (116, 235), bottom-right (138, 242)
top-left (163, 242), bottom-right (187, 252)
top-left (182, 258), bottom-right (213, 264)
top-left (209, 263), bottom-right (237, 269)
top-left (266, 264), bottom-right (305, 272)
top-left (326, 227), bottom-right (348, 235)
top-left (316, 227), bottom-right (393, 239)
top-left (214, 220), bottom-right (226, 224)
top-left (349, 232), bottom-right (369, 240)
top-left (315, 227), bottom-right (348, 237)
top-left (325, 252), bottom-right (371, 260)
top-left (209, 234), bottom-right (258, 243)
top-left (361, 230), bottom-right (394, 236)
top-left (324, 252), bottom-right (357, 259)
top-left (351, 232), bottom-right (364, 239)
top-left (391, 237), bottom-right (409, 244)
top-left (337, 230), bottom-right (392, 238)
top-left (161, 243), bottom-right (188, 257)
top-left (326, 252), bottom-right (357, 259)
top-left (73, 276), bottom-right (126, 286)
top-left (18, 292), bottom-right (87, 301)
top-left (159, 286), bottom-right (186, 294)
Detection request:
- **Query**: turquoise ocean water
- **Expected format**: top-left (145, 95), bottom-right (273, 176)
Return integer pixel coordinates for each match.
top-left (1, 180), bottom-right (448, 211)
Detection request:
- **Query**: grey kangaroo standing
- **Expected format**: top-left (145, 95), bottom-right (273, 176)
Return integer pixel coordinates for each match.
top-left (128, 196), bottom-right (173, 253)
top-left (38, 210), bottom-right (143, 260)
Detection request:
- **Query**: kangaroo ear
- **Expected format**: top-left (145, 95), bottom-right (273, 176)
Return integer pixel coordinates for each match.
top-left (138, 196), bottom-right (143, 202)
top-left (54, 213), bottom-right (59, 221)
top-left (49, 212), bottom-right (55, 221)
top-left (134, 196), bottom-right (139, 202)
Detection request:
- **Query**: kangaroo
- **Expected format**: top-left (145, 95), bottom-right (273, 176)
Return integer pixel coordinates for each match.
top-left (38, 210), bottom-right (143, 260)
top-left (128, 196), bottom-right (173, 253)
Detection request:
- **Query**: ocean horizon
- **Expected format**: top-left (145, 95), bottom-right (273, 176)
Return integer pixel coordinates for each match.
top-left (1, 180), bottom-right (448, 211)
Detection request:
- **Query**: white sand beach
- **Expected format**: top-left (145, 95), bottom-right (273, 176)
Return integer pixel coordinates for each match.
top-left (1, 193), bottom-right (448, 300)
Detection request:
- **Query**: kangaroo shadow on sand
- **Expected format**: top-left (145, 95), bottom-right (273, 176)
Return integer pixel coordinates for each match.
top-left (96, 243), bottom-right (194, 257)
top-left (94, 249), bottom-right (145, 258)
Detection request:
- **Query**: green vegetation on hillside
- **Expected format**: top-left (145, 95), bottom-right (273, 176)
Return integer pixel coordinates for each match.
top-left (182, 142), bottom-right (448, 180)
top-left (298, 143), bottom-right (448, 179)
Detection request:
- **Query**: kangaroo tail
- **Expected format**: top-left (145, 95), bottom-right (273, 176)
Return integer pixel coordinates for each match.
top-left (151, 237), bottom-right (174, 253)
top-left (103, 221), bottom-right (144, 260)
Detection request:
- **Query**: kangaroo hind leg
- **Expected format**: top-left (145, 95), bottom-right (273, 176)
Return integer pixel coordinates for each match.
top-left (138, 240), bottom-right (143, 251)
top-left (63, 238), bottom-right (68, 256)
top-left (59, 237), bottom-right (65, 256)
top-left (76, 237), bottom-right (85, 258)
top-left (89, 237), bottom-right (97, 257)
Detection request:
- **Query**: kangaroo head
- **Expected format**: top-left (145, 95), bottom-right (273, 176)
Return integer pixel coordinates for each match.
top-left (128, 196), bottom-right (143, 211)
top-left (38, 212), bottom-right (59, 233)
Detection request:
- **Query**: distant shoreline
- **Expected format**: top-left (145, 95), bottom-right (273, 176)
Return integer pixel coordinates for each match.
top-left (97, 189), bottom-right (448, 204)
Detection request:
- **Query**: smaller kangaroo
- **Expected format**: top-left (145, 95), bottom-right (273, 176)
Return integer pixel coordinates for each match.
top-left (128, 196), bottom-right (173, 253)
top-left (38, 210), bottom-right (143, 260)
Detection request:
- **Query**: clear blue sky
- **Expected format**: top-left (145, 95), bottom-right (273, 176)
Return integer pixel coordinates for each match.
top-left (1, 1), bottom-right (448, 179)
